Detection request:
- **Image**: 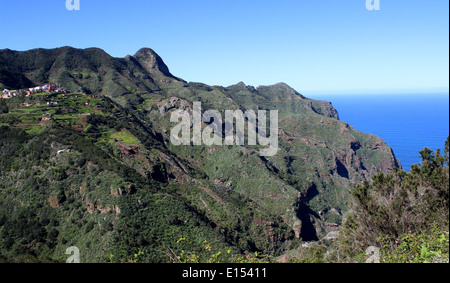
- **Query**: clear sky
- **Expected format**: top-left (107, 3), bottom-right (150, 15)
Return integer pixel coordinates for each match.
top-left (0, 0), bottom-right (448, 95)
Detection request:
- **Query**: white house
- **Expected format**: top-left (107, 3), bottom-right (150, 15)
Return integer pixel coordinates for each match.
top-left (1, 89), bottom-right (11, 99)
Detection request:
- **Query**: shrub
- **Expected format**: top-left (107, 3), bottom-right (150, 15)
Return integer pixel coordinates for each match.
top-left (337, 137), bottom-right (449, 262)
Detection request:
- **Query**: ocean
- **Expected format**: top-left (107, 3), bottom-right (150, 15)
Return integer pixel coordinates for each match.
top-left (308, 93), bottom-right (449, 171)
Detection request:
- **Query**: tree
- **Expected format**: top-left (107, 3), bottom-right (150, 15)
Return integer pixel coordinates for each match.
top-left (445, 136), bottom-right (449, 167)
top-left (0, 99), bottom-right (8, 114)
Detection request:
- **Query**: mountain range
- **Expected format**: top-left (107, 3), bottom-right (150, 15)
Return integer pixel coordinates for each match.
top-left (0, 47), bottom-right (400, 262)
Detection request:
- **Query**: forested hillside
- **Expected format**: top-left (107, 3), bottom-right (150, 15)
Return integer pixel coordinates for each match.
top-left (0, 47), bottom-right (409, 263)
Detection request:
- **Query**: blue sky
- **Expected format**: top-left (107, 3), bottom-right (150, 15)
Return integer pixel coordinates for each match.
top-left (0, 0), bottom-right (448, 95)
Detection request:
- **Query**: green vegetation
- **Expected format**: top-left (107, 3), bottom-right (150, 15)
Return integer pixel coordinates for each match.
top-left (110, 129), bottom-right (141, 145)
top-left (0, 99), bottom-right (8, 114)
top-left (0, 92), bottom-right (295, 262)
top-left (338, 138), bottom-right (449, 261)
top-left (280, 138), bottom-right (449, 263)
top-left (379, 225), bottom-right (449, 263)
top-left (2, 47), bottom-right (445, 263)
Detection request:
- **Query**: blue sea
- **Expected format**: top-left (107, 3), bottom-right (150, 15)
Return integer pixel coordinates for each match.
top-left (309, 93), bottom-right (449, 171)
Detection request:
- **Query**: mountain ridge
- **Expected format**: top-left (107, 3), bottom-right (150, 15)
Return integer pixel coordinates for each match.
top-left (0, 46), bottom-right (401, 262)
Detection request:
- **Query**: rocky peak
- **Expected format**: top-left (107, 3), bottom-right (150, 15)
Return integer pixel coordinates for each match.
top-left (132, 48), bottom-right (174, 78)
top-left (257, 82), bottom-right (306, 99)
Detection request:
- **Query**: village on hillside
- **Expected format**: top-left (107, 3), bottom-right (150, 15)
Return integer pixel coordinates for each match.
top-left (1, 84), bottom-right (69, 99)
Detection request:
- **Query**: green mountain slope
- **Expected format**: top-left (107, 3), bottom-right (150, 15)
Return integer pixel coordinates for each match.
top-left (0, 47), bottom-right (401, 262)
